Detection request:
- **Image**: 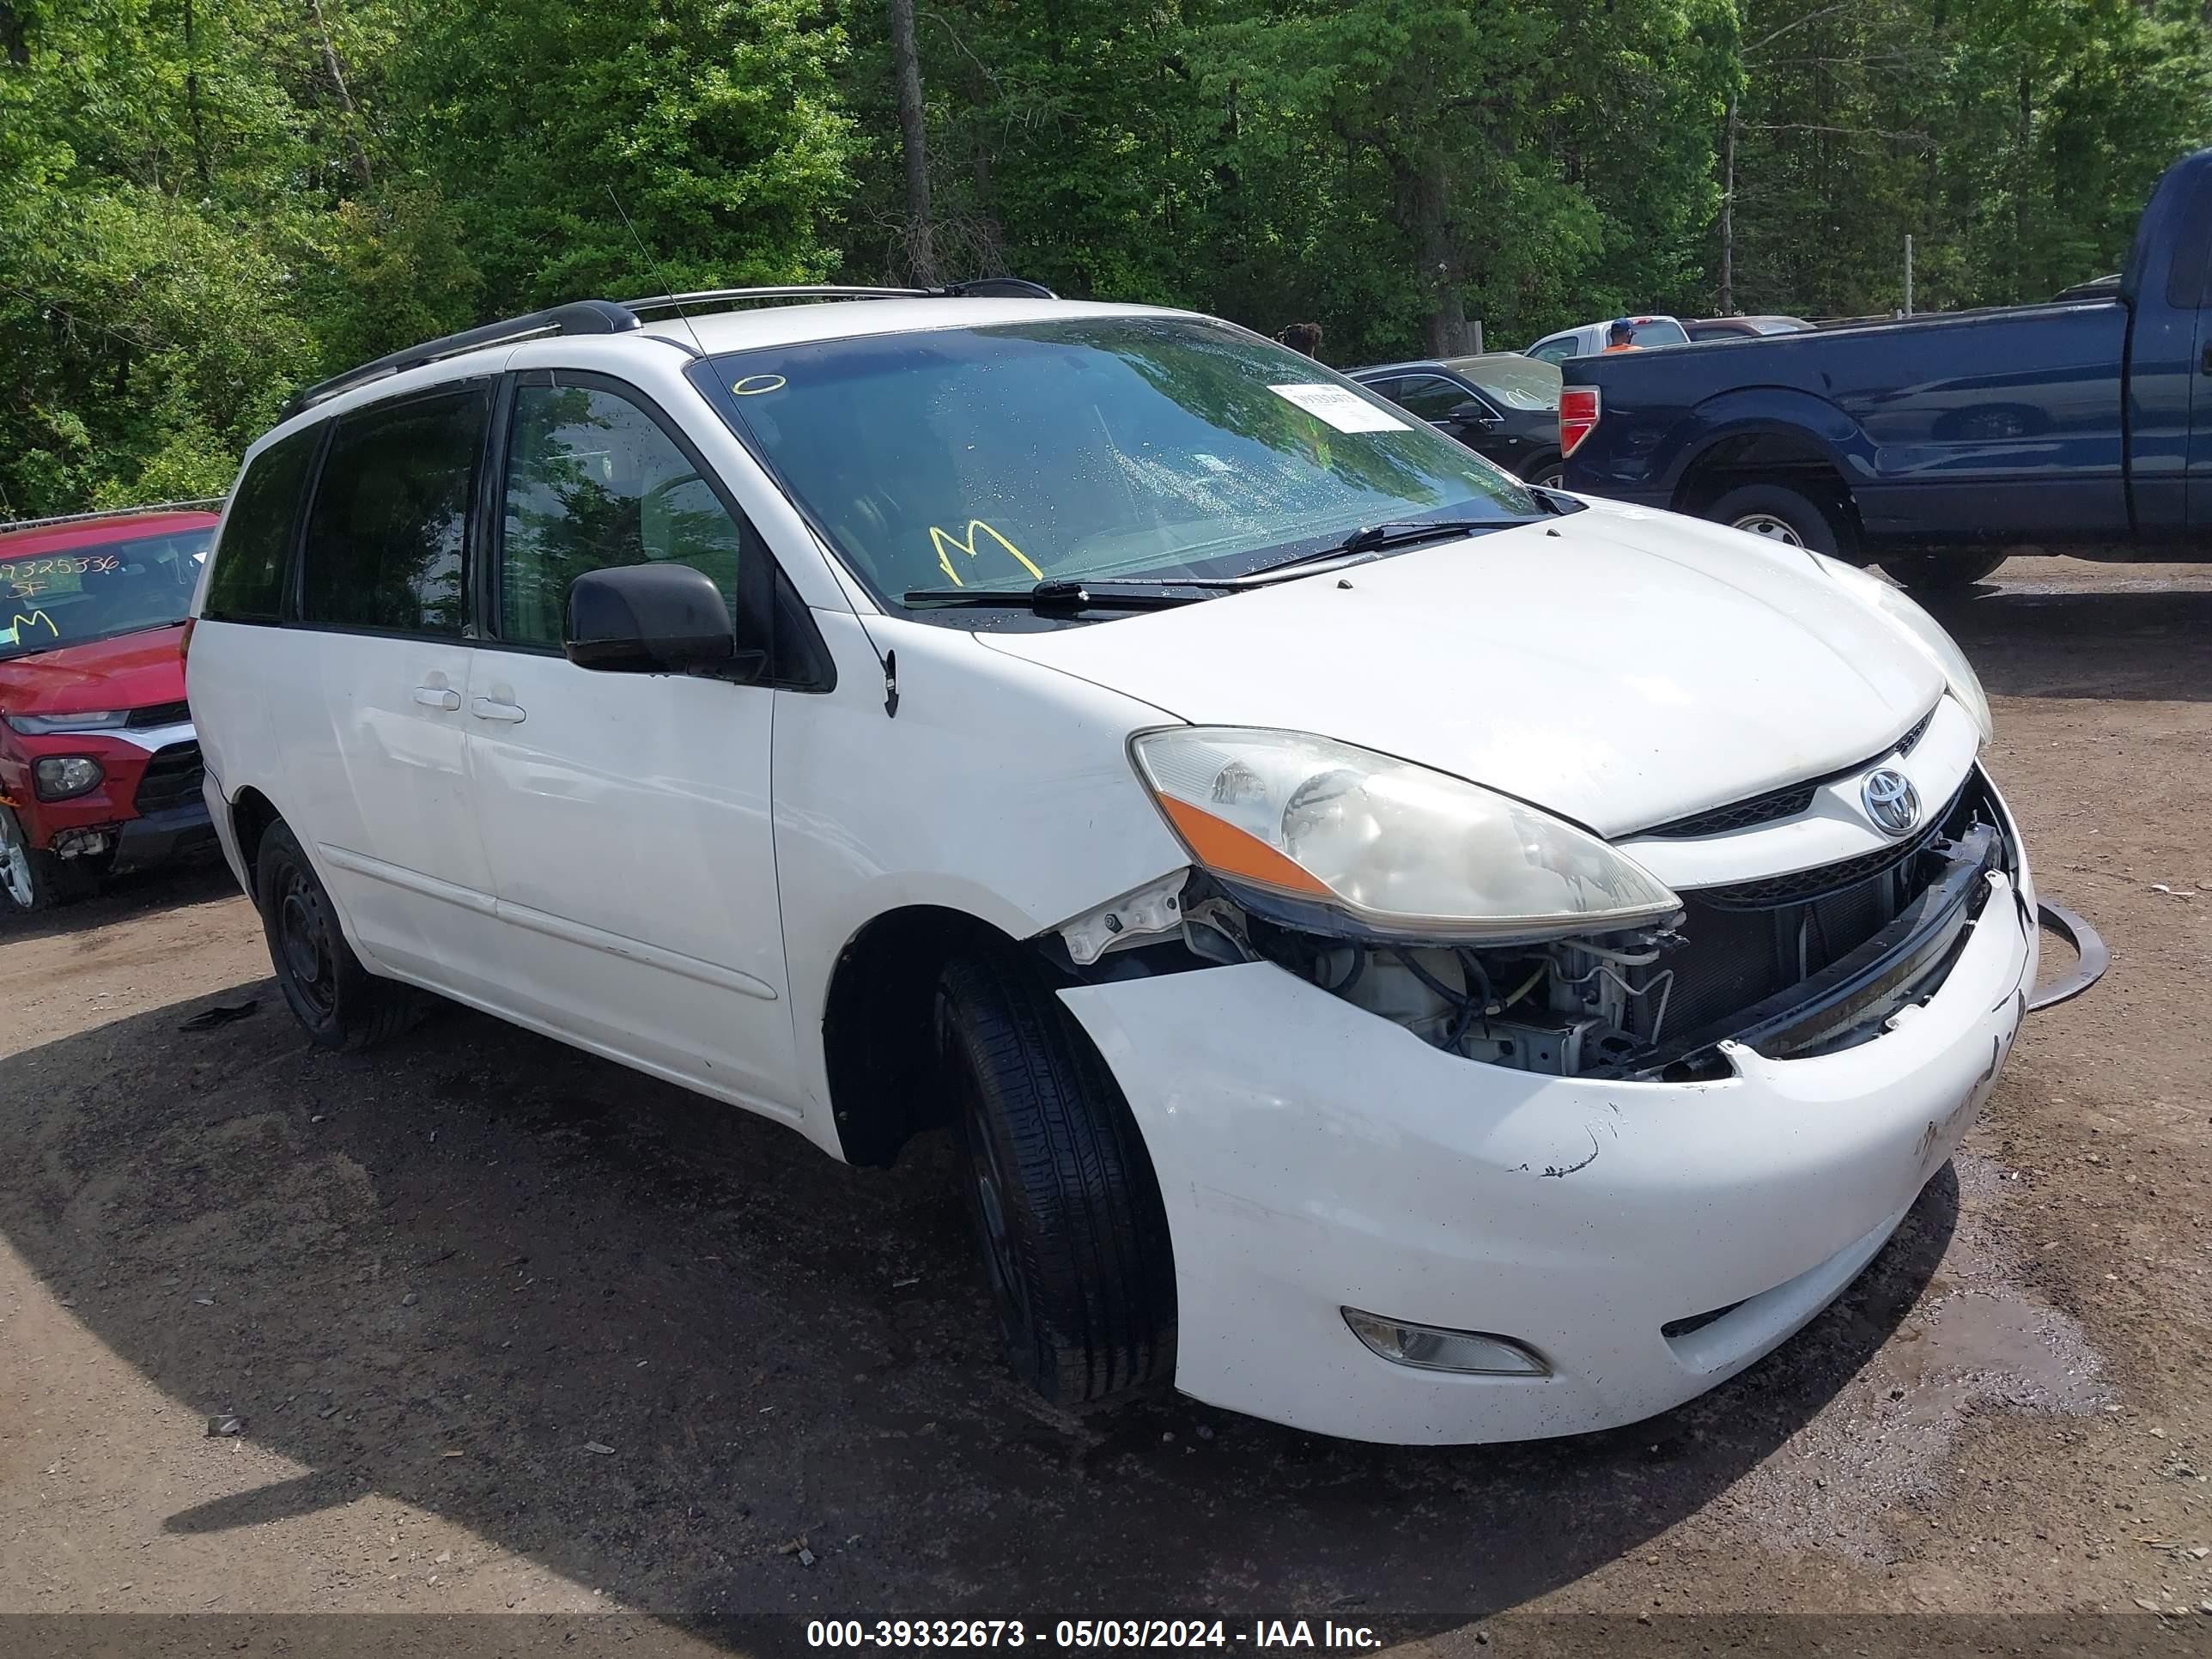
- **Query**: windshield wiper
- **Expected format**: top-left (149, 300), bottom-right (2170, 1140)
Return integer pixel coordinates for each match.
top-left (1237, 518), bottom-right (1505, 582)
top-left (902, 577), bottom-right (1233, 613)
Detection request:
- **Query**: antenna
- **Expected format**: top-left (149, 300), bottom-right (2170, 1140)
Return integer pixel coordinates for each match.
top-left (605, 187), bottom-right (903, 718)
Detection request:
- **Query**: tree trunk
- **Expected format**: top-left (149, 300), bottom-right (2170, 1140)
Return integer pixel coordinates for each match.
top-left (0, 0), bottom-right (29, 66)
top-left (1411, 155), bottom-right (1470, 356)
top-left (888, 0), bottom-right (938, 285)
top-left (310, 0), bottom-right (373, 188)
top-left (1719, 90), bottom-right (1736, 314)
top-left (184, 0), bottom-right (209, 187)
top-left (2014, 71), bottom-right (2032, 298)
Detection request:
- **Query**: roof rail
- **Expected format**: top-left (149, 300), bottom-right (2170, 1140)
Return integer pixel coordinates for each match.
top-left (0, 497), bottom-right (226, 534)
top-left (280, 299), bottom-right (643, 417)
top-left (280, 277), bottom-right (1060, 420)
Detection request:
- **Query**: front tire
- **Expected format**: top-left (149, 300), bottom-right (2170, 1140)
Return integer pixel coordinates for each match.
top-left (255, 821), bottom-right (422, 1050)
top-left (0, 805), bottom-right (99, 914)
top-left (1522, 453), bottom-right (1566, 489)
top-left (1706, 481), bottom-right (1853, 558)
top-left (938, 951), bottom-right (1176, 1407)
top-left (1877, 551), bottom-right (2008, 592)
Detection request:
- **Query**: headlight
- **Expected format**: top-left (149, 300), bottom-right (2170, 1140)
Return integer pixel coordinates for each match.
top-left (33, 756), bottom-right (104, 799)
top-left (4, 708), bottom-right (130, 735)
top-left (1131, 726), bottom-right (1680, 943)
top-left (1815, 557), bottom-right (1992, 744)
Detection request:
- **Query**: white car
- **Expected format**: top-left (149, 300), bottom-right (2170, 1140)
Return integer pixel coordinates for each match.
top-left (1525, 314), bottom-right (1691, 363)
top-left (187, 288), bottom-right (2036, 1446)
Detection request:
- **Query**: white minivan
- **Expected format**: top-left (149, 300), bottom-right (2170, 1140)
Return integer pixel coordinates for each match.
top-left (188, 287), bottom-right (2037, 1445)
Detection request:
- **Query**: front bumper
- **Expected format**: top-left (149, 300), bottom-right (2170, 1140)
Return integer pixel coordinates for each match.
top-left (108, 799), bottom-right (217, 875)
top-left (1060, 839), bottom-right (2036, 1445)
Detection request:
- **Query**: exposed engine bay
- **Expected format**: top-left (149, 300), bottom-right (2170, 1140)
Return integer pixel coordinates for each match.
top-left (1062, 768), bottom-right (2018, 1083)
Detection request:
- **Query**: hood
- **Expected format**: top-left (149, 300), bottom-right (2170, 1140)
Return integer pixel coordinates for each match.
top-left (0, 623), bottom-right (189, 720)
top-left (976, 502), bottom-right (1945, 839)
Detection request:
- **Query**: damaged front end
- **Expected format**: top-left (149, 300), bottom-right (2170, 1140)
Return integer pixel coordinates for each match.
top-left (1060, 769), bottom-right (2018, 1084)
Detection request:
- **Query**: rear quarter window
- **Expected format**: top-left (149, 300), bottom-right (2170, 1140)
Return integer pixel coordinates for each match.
top-left (204, 428), bottom-right (319, 623)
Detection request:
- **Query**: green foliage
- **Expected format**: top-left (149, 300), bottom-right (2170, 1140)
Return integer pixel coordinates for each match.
top-left (2, 0), bottom-right (2208, 518)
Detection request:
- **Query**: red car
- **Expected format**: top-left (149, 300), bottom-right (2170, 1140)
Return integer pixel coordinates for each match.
top-left (0, 503), bottom-right (222, 912)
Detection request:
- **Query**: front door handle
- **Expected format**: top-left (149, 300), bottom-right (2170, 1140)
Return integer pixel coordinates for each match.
top-left (2201, 343), bottom-right (2212, 375)
top-left (471, 697), bottom-right (527, 725)
top-left (412, 686), bottom-right (461, 711)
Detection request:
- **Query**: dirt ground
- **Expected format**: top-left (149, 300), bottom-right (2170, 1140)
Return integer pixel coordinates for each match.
top-left (3, 555), bottom-right (2210, 1648)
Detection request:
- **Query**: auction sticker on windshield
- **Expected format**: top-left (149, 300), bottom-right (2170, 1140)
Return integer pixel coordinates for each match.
top-left (1266, 383), bottom-right (1409, 433)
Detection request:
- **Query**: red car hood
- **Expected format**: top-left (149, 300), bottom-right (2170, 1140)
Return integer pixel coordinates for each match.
top-left (0, 623), bottom-right (189, 718)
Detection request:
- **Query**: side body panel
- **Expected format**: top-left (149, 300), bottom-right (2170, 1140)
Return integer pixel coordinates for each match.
top-left (769, 613), bottom-right (1191, 1154)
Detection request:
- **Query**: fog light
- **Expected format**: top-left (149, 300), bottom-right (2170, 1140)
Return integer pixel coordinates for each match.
top-left (33, 756), bottom-right (104, 800)
top-left (1342, 1308), bottom-right (1550, 1376)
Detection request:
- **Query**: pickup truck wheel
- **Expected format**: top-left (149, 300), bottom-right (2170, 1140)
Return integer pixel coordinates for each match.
top-left (1876, 551), bottom-right (2008, 592)
top-left (255, 821), bottom-right (424, 1050)
top-left (0, 805), bottom-right (99, 914)
top-left (937, 951), bottom-right (1176, 1407)
top-left (1707, 483), bottom-right (1851, 558)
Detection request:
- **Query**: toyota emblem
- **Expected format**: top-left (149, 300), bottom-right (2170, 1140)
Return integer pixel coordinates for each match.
top-left (1862, 768), bottom-right (1921, 836)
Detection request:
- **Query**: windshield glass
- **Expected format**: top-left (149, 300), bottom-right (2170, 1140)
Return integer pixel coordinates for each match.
top-left (0, 527), bottom-right (212, 659)
top-left (1442, 353), bottom-right (1560, 410)
top-left (1628, 319), bottom-right (1690, 348)
top-left (704, 317), bottom-right (1537, 609)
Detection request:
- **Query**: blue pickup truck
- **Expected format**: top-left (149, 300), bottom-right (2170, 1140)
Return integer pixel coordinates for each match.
top-left (1560, 146), bottom-right (2212, 590)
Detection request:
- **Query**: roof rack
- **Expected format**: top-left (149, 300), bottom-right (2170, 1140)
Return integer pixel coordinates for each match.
top-left (280, 277), bottom-right (1060, 417)
top-left (0, 497), bottom-right (226, 535)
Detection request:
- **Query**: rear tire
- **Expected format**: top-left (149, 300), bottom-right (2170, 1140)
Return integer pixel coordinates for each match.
top-left (254, 821), bottom-right (422, 1050)
top-left (0, 805), bottom-right (99, 914)
top-left (1522, 453), bottom-right (1566, 489)
top-left (1877, 551), bottom-right (2008, 592)
top-left (1706, 482), bottom-right (1852, 558)
top-left (937, 951), bottom-right (1176, 1407)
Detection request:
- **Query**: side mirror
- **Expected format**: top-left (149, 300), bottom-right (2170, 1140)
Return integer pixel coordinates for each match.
top-left (565, 563), bottom-right (738, 675)
top-left (1447, 400), bottom-right (1501, 427)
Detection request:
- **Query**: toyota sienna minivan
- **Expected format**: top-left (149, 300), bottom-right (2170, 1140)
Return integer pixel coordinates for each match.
top-left (188, 286), bottom-right (2036, 1444)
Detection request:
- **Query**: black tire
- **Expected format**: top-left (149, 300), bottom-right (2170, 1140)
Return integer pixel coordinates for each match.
top-left (1521, 453), bottom-right (1566, 489)
top-left (0, 804), bottom-right (100, 914)
top-left (254, 820), bottom-right (422, 1050)
top-left (1706, 482), bottom-right (1853, 558)
top-left (1877, 550), bottom-right (2008, 593)
top-left (938, 951), bottom-right (1176, 1407)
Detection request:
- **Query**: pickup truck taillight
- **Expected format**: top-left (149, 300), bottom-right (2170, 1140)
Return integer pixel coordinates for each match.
top-left (1559, 386), bottom-right (1601, 458)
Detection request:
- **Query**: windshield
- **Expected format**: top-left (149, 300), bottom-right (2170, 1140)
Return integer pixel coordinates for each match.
top-left (0, 528), bottom-right (212, 659)
top-left (1627, 319), bottom-right (1690, 348)
top-left (1441, 353), bottom-right (1560, 410)
top-left (702, 317), bottom-right (1538, 611)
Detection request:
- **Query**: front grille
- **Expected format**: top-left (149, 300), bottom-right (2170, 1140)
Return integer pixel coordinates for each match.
top-left (1643, 781), bottom-right (1817, 840)
top-left (1692, 795), bottom-right (1956, 910)
top-left (127, 700), bottom-right (191, 728)
top-left (133, 741), bottom-right (204, 815)
top-left (1638, 702), bottom-right (1942, 842)
top-left (1634, 776), bottom-right (1983, 1048)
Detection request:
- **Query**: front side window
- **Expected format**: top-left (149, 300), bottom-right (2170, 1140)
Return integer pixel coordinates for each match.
top-left (300, 386), bottom-right (485, 635)
top-left (499, 380), bottom-right (749, 648)
top-left (1528, 338), bottom-right (1578, 365)
top-left (1626, 319), bottom-right (1690, 349)
top-left (704, 317), bottom-right (1537, 616)
top-left (1, 527), bottom-right (213, 659)
top-left (205, 426), bottom-right (319, 623)
top-left (1392, 375), bottom-right (1481, 422)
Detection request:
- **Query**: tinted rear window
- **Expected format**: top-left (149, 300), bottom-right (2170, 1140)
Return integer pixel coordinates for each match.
top-left (300, 386), bottom-right (486, 635)
top-left (205, 429), bottom-right (319, 622)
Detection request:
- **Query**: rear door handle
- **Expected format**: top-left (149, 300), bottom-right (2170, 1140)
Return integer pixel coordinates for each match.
top-left (2201, 343), bottom-right (2212, 375)
top-left (412, 686), bottom-right (461, 711)
top-left (471, 698), bottom-right (527, 725)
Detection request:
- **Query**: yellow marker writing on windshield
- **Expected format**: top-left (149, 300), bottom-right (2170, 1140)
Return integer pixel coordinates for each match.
top-left (927, 520), bottom-right (1042, 586)
top-left (3, 610), bottom-right (58, 647)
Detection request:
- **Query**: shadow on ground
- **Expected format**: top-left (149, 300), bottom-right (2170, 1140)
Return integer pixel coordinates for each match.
top-left (0, 988), bottom-right (1954, 1634)
top-left (1919, 582), bottom-right (2212, 702)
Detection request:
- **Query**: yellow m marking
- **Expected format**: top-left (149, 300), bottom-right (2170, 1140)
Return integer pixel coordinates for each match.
top-left (3, 610), bottom-right (57, 644)
top-left (927, 520), bottom-right (1042, 586)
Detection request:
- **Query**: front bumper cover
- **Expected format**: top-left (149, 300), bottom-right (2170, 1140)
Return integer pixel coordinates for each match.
top-left (1059, 815), bottom-right (2036, 1445)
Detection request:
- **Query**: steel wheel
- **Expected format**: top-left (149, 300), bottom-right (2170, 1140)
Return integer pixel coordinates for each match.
top-left (956, 1058), bottom-right (1037, 1361)
top-left (0, 808), bottom-right (35, 911)
top-left (276, 865), bottom-right (339, 1020)
top-left (1730, 512), bottom-right (1807, 545)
